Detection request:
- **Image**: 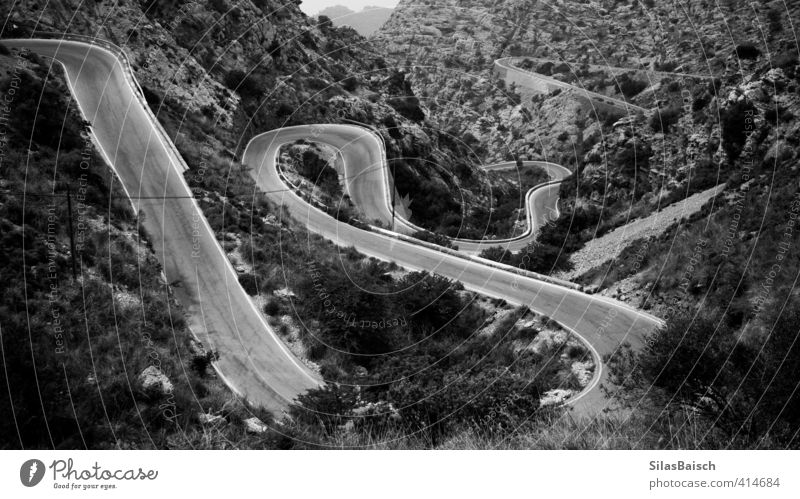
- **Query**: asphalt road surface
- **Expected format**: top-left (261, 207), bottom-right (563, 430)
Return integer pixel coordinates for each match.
top-left (7, 39), bottom-right (664, 416)
top-left (271, 125), bottom-right (570, 254)
top-left (451, 160), bottom-right (571, 254)
top-left (495, 57), bottom-right (650, 114)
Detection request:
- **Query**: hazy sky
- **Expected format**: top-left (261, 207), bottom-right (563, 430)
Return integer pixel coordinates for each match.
top-left (298, 0), bottom-right (399, 16)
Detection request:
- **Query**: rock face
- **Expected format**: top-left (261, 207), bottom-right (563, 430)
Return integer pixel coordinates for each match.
top-left (138, 366), bottom-right (173, 396)
top-left (376, 0), bottom-right (792, 74)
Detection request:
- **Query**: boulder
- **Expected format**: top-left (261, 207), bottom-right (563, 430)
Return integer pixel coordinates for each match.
top-left (539, 389), bottom-right (574, 407)
top-left (571, 360), bottom-right (595, 387)
top-left (189, 339), bottom-right (207, 358)
top-left (138, 366), bottom-right (173, 396)
top-left (529, 329), bottom-right (568, 356)
top-left (273, 287), bottom-right (296, 299)
top-left (243, 417), bottom-right (269, 434)
top-left (741, 81), bottom-right (766, 102)
top-left (197, 412), bottom-right (226, 426)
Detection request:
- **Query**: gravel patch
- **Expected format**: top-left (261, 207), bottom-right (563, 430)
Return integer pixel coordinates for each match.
top-left (557, 184), bottom-right (724, 280)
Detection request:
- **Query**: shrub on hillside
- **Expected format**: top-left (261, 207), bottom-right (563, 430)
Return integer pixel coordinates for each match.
top-left (411, 230), bottom-right (454, 249)
top-left (721, 99), bottom-right (757, 160)
top-left (620, 299), bottom-right (800, 446)
top-left (734, 43), bottom-right (761, 60)
top-left (480, 246), bottom-right (513, 264)
top-left (615, 73), bottom-right (648, 98)
top-left (649, 106), bottom-right (682, 133)
top-left (238, 273), bottom-right (261, 295)
top-left (223, 69), bottom-right (263, 97)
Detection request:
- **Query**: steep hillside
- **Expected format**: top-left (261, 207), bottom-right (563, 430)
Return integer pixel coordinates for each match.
top-left (375, 0), bottom-right (799, 273)
top-left (0, 50), bottom-right (282, 449)
top-left (4, 0), bottom-right (516, 234)
top-left (4, 0), bottom-right (799, 450)
top-left (374, 0), bottom-right (800, 449)
top-left (378, 0), bottom-right (796, 73)
top-left (0, 0), bottom-right (594, 449)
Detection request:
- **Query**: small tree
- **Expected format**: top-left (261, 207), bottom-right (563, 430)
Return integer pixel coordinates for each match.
top-left (411, 230), bottom-right (454, 249)
top-left (238, 273), bottom-right (260, 295)
top-left (480, 246), bottom-right (513, 264)
top-left (649, 106), bottom-right (681, 133)
top-left (318, 15), bottom-right (333, 30)
top-left (734, 43), bottom-right (760, 60)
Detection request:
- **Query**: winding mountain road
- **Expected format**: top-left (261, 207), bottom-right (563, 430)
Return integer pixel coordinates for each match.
top-left (4, 38), bottom-right (664, 416)
top-left (451, 160), bottom-right (570, 253)
top-left (495, 57), bottom-right (650, 114)
top-left (506, 55), bottom-right (713, 80)
top-left (284, 124), bottom-right (570, 254)
top-left (246, 127), bottom-right (663, 411)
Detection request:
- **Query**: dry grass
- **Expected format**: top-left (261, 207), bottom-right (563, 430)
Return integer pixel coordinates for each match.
top-left (270, 402), bottom-right (779, 450)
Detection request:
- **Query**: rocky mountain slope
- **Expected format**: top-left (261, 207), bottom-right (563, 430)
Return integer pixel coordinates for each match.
top-left (2, 0), bottom-right (516, 235)
top-left (4, 0), bottom-right (799, 450)
top-left (0, 49), bottom-right (277, 449)
top-left (378, 0), bottom-right (797, 73)
top-left (374, 0), bottom-right (798, 269)
top-left (375, 0), bottom-right (800, 447)
top-left (0, 0), bottom-right (598, 449)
